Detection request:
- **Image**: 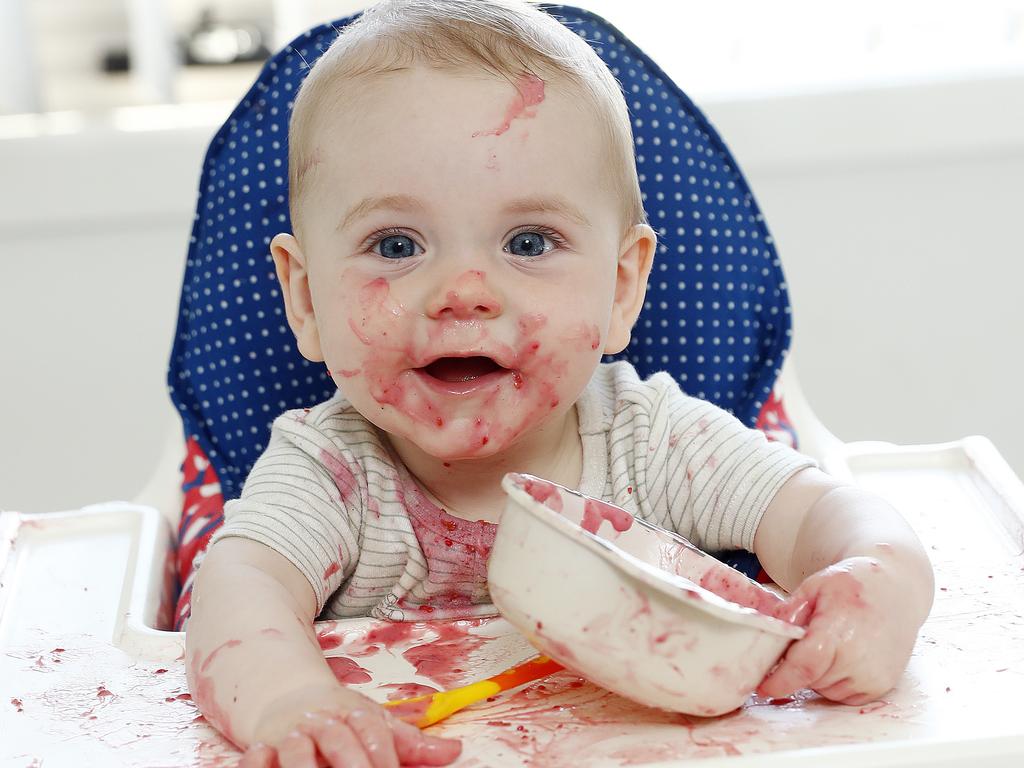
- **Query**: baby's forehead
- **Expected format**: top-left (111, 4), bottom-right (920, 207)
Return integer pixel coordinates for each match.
top-left (301, 64), bottom-right (593, 148)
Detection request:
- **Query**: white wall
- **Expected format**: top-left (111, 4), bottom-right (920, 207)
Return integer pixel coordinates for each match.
top-left (0, 120), bottom-right (209, 512)
top-left (701, 77), bottom-right (1024, 466)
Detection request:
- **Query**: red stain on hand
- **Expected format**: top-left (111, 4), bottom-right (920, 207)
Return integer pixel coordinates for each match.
top-left (386, 697), bottom-right (432, 723)
top-left (189, 639), bottom-right (244, 747)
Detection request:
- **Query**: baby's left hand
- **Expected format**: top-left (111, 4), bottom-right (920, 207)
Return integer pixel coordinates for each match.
top-left (757, 556), bottom-right (924, 705)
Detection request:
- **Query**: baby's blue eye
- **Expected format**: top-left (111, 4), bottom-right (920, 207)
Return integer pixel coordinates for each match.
top-left (507, 231), bottom-right (549, 257)
top-left (377, 234), bottom-right (417, 259)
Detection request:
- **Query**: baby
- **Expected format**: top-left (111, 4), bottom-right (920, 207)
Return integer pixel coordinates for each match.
top-left (185, 1), bottom-right (935, 766)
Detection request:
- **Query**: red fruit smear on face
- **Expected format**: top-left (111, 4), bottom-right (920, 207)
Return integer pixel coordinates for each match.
top-left (423, 356), bottom-right (502, 382)
top-left (326, 656), bottom-right (372, 685)
top-left (472, 74), bottom-right (546, 137)
top-left (580, 498), bottom-right (634, 535)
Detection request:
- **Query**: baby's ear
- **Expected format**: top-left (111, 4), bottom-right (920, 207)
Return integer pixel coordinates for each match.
top-left (270, 233), bottom-right (324, 362)
top-left (605, 224), bottom-right (656, 354)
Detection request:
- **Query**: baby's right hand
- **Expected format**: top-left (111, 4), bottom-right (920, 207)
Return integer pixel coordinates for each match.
top-left (238, 682), bottom-right (462, 768)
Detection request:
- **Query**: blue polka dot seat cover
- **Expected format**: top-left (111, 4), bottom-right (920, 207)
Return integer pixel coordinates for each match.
top-left (168, 5), bottom-right (792, 576)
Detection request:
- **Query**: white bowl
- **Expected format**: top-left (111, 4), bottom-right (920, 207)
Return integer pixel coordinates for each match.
top-left (489, 472), bottom-right (805, 716)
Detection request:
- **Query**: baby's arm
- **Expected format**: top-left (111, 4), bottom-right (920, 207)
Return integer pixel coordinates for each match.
top-left (752, 467), bottom-right (935, 704)
top-left (186, 537), bottom-right (461, 767)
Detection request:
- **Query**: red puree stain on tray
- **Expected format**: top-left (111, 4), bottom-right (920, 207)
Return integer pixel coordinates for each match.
top-left (317, 618), bottom-right (493, 690)
top-left (326, 656), bottom-right (372, 685)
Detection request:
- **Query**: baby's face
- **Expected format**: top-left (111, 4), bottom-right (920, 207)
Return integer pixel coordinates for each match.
top-left (287, 65), bottom-right (640, 460)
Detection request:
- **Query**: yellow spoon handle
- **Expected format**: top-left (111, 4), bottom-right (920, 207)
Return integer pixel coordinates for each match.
top-left (383, 655), bottom-right (564, 728)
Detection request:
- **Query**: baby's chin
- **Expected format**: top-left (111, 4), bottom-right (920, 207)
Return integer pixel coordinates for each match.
top-left (376, 411), bottom-right (539, 463)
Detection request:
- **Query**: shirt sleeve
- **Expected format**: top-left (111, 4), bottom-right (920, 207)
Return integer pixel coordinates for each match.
top-left (623, 372), bottom-right (816, 552)
top-left (209, 409), bottom-right (363, 615)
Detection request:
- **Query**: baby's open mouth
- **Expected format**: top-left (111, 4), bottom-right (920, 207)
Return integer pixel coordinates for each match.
top-left (421, 356), bottom-right (504, 382)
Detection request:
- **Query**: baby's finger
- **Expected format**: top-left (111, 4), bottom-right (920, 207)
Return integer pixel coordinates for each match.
top-left (836, 691), bottom-right (880, 707)
top-left (814, 676), bottom-right (856, 703)
top-left (239, 743), bottom-right (277, 768)
top-left (757, 632), bottom-right (837, 698)
top-left (277, 730), bottom-right (318, 768)
top-left (346, 709), bottom-right (399, 768)
top-left (311, 718), bottom-right (372, 768)
top-left (392, 720), bottom-right (463, 766)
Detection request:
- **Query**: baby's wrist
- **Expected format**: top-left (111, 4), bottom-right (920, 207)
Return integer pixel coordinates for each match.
top-left (837, 544), bottom-right (935, 621)
top-left (248, 680), bottom-right (364, 747)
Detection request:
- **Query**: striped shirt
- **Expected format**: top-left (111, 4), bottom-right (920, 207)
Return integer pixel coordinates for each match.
top-left (211, 361), bottom-right (814, 620)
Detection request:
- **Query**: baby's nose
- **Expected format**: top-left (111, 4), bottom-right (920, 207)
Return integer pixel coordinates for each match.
top-left (426, 269), bottom-right (503, 320)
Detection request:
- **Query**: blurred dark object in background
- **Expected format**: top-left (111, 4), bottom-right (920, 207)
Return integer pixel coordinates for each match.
top-left (101, 6), bottom-right (269, 73)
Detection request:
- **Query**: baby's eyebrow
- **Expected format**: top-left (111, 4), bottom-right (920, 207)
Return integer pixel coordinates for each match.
top-left (336, 193), bottom-right (590, 232)
top-left (503, 195), bottom-right (590, 227)
top-left (337, 194), bottom-right (425, 231)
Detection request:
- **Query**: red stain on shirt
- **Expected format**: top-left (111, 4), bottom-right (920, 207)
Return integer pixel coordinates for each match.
top-left (400, 473), bottom-right (496, 614)
top-left (319, 449), bottom-right (359, 505)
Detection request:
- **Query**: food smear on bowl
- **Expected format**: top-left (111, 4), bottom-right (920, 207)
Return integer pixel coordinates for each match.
top-left (580, 498), bottom-right (634, 536)
top-left (697, 569), bottom-right (788, 620)
top-left (494, 471), bottom-right (807, 716)
top-left (696, 568), bottom-right (807, 627)
top-left (520, 475), bottom-right (564, 511)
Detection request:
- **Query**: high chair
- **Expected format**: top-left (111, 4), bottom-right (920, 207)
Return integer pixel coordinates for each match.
top-left (3, 5), bottom-right (1023, 766)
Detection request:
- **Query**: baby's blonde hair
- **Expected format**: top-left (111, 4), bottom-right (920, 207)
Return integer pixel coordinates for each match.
top-left (287, 0), bottom-right (647, 234)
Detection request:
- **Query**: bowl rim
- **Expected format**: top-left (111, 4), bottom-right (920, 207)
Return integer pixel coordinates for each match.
top-left (499, 472), bottom-right (805, 641)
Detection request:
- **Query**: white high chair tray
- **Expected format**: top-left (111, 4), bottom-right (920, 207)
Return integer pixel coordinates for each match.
top-left (2, 437), bottom-right (1023, 767)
